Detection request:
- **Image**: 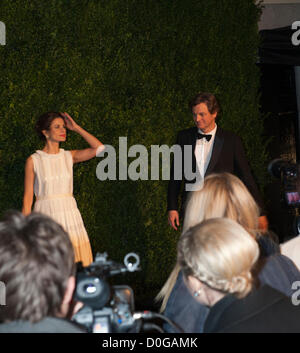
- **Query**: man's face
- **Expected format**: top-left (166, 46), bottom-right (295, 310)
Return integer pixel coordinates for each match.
top-left (192, 103), bottom-right (217, 133)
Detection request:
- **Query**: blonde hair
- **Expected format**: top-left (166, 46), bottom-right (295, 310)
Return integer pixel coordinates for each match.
top-left (178, 218), bottom-right (259, 298)
top-left (183, 173), bottom-right (259, 234)
top-left (157, 173), bottom-right (260, 311)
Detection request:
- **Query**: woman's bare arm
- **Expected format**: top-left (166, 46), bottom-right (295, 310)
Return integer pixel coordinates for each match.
top-left (22, 156), bottom-right (35, 215)
top-left (62, 112), bottom-right (104, 164)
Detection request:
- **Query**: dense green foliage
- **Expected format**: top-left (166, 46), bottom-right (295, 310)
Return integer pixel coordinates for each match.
top-left (0, 1), bottom-right (265, 302)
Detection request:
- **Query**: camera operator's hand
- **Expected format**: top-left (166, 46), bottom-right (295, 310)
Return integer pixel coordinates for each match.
top-left (67, 299), bottom-right (84, 320)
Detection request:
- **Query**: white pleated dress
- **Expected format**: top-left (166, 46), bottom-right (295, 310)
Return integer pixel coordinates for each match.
top-left (31, 148), bottom-right (93, 266)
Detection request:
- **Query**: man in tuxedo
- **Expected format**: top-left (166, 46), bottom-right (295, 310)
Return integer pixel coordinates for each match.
top-left (167, 92), bottom-right (268, 231)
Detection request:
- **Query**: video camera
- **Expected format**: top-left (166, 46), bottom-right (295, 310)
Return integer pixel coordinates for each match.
top-left (72, 252), bottom-right (182, 333)
top-left (268, 158), bottom-right (300, 235)
top-left (268, 159), bottom-right (300, 207)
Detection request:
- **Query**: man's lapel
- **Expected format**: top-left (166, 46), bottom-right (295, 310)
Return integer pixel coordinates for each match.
top-left (190, 127), bottom-right (198, 174)
top-left (205, 127), bottom-right (224, 176)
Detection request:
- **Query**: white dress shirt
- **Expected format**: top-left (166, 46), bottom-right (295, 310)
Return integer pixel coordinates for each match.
top-left (194, 124), bottom-right (217, 184)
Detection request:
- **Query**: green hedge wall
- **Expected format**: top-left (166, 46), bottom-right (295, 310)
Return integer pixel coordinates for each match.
top-left (0, 0), bottom-right (266, 302)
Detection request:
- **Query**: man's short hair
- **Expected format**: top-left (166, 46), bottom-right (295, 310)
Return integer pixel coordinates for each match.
top-left (189, 92), bottom-right (220, 114)
top-left (0, 211), bottom-right (75, 323)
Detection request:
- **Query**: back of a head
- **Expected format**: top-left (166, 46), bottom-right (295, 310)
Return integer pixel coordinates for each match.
top-left (0, 211), bottom-right (75, 323)
top-left (178, 218), bottom-right (259, 298)
top-left (156, 173), bottom-right (260, 311)
top-left (183, 173), bottom-right (260, 234)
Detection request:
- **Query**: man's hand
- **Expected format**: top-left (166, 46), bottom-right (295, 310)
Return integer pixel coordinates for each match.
top-left (168, 210), bottom-right (180, 230)
top-left (258, 215), bottom-right (268, 232)
top-left (66, 299), bottom-right (84, 320)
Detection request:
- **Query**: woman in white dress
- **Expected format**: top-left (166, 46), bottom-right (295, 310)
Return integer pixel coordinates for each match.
top-left (22, 111), bottom-right (104, 266)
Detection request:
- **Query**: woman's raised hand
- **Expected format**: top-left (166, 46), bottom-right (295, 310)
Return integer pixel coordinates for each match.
top-left (61, 112), bottom-right (79, 131)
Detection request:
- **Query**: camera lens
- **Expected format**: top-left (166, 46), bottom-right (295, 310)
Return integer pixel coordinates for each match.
top-left (84, 284), bottom-right (97, 294)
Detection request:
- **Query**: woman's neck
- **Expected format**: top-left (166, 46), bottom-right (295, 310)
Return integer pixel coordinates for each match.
top-left (42, 141), bottom-right (60, 154)
top-left (203, 285), bottom-right (227, 307)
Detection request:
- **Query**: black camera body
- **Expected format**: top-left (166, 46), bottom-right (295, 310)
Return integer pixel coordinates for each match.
top-left (268, 159), bottom-right (300, 207)
top-left (72, 252), bottom-right (140, 333)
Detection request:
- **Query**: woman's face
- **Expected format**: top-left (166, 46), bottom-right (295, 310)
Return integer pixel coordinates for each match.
top-left (43, 117), bottom-right (66, 142)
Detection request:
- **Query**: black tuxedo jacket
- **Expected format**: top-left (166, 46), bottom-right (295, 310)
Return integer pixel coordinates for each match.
top-left (167, 126), bottom-right (264, 214)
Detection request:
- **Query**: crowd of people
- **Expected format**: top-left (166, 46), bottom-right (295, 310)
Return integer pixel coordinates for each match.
top-left (159, 173), bottom-right (300, 332)
top-left (1, 172), bottom-right (300, 333)
top-left (1, 93), bottom-right (300, 332)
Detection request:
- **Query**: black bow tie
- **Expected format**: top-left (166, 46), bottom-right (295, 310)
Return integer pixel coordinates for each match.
top-left (197, 133), bottom-right (212, 142)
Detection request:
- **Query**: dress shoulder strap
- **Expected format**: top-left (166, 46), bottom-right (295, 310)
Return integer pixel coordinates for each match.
top-left (30, 152), bottom-right (40, 173)
top-left (62, 149), bottom-right (73, 164)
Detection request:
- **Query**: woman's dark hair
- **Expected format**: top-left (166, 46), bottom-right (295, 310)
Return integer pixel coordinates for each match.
top-left (35, 112), bottom-right (65, 140)
top-left (0, 210), bottom-right (75, 323)
top-left (188, 92), bottom-right (220, 114)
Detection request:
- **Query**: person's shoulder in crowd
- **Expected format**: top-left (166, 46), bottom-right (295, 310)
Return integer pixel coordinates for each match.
top-left (0, 317), bottom-right (87, 333)
top-left (205, 285), bottom-right (300, 333)
top-left (281, 235), bottom-right (300, 271)
top-left (257, 231), bottom-right (280, 257)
